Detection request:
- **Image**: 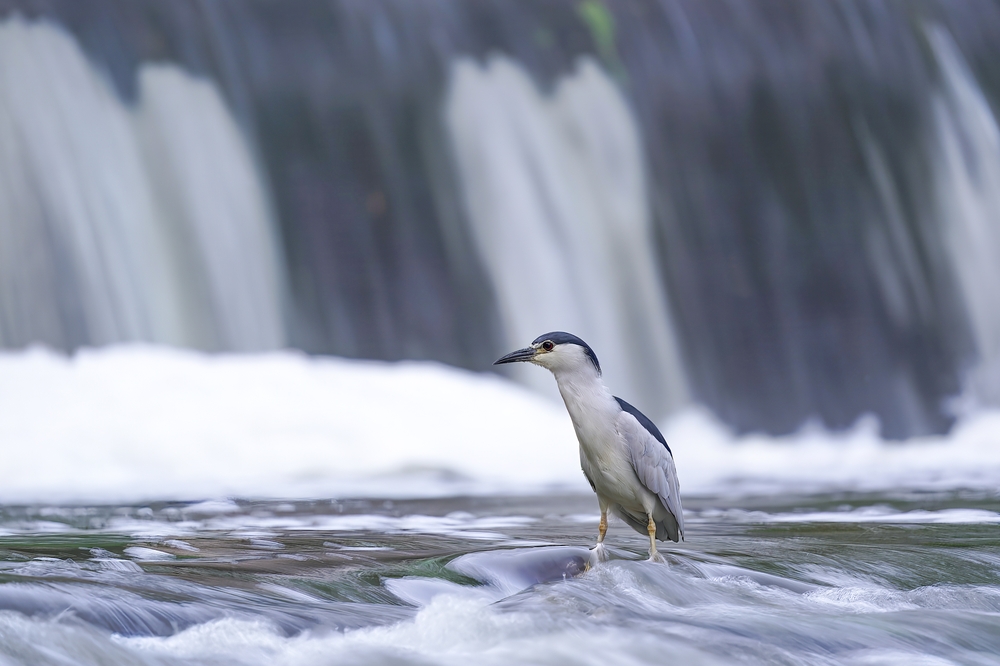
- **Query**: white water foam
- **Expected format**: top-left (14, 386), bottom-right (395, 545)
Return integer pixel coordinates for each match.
top-left (107, 556), bottom-right (1000, 666)
top-left (115, 596), bottom-right (718, 666)
top-left (0, 345), bottom-right (582, 504)
top-left (695, 507), bottom-right (1000, 524)
top-left (1, 345), bottom-right (999, 504)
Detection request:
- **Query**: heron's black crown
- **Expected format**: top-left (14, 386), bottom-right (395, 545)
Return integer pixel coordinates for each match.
top-left (532, 331), bottom-right (601, 375)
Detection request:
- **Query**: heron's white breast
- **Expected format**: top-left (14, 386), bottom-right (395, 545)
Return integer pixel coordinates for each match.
top-left (552, 368), bottom-right (651, 508)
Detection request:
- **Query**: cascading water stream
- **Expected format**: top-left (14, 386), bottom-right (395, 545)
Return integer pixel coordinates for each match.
top-left (0, 18), bottom-right (285, 352)
top-left (444, 55), bottom-right (688, 412)
top-left (928, 26), bottom-right (1000, 411)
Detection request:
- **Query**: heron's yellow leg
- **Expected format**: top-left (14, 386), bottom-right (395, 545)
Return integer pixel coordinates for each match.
top-left (586, 505), bottom-right (610, 571)
top-left (647, 514), bottom-right (658, 560)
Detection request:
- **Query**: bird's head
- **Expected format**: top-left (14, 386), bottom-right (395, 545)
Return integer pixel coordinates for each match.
top-left (493, 331), bottom-right (602, 376)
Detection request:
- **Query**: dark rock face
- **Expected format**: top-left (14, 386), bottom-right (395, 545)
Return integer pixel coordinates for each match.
top-left (2, 0), bottom-right (999, 438)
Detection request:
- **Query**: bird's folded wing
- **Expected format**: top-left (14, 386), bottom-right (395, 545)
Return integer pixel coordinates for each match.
top-left (616, 411), bottom-right (685, 537)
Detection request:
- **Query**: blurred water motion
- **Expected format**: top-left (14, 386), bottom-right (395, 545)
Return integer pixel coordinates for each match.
top-left (1, 494), bottom-right (999, 665)
top-left (1, 1), bottom-right (999, 438)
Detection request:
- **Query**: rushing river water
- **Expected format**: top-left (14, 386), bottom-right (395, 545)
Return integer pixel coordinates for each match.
top-left (1, 491), bottom-right (998, 665)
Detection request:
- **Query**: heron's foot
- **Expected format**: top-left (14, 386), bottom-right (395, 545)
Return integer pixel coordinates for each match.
top-left (647, 550), bottom-right (666, 564)
top-left (589, 543), bottom-right (609, 567)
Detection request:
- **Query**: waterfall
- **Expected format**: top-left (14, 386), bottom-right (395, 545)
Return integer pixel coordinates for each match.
top-left (0, 17), bottom-right (285, 351)
top-left (3, 2), bottom-right (1000, 438)
top-left (444, 55), bottom-right (688, 414)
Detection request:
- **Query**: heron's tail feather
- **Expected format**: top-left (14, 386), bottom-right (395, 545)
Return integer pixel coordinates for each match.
top-left (611, 506), bottom-right (681, 543)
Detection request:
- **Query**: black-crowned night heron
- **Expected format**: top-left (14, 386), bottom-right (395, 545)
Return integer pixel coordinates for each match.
top-left (495, 331), bottom-right (683, 563)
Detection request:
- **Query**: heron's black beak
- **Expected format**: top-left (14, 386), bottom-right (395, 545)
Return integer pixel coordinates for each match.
top-left (493, 347), bottom-right (536, 365)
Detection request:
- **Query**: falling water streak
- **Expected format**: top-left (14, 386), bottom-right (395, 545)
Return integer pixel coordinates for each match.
top-left (0, 17), bottom-right (169, 348)
top-left (444, 55), bottom-right (688, 415)
top-left (134, 66), bottom-right (286, 351)
top-left (928, 26), bottom-right (1000, 410)
top-left (0, 17), bottom-right (286, 352)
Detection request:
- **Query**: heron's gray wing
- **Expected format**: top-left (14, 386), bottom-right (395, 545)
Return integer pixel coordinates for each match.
top-left (615, 409), bottom-right (685, 540)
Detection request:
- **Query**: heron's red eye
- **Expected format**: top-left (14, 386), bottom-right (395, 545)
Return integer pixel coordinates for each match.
top-left (542, 340), bottom-right (554, 352)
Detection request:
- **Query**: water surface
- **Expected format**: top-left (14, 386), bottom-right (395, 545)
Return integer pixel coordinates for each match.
top-left (1, 491), bottom-right (999, 665)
